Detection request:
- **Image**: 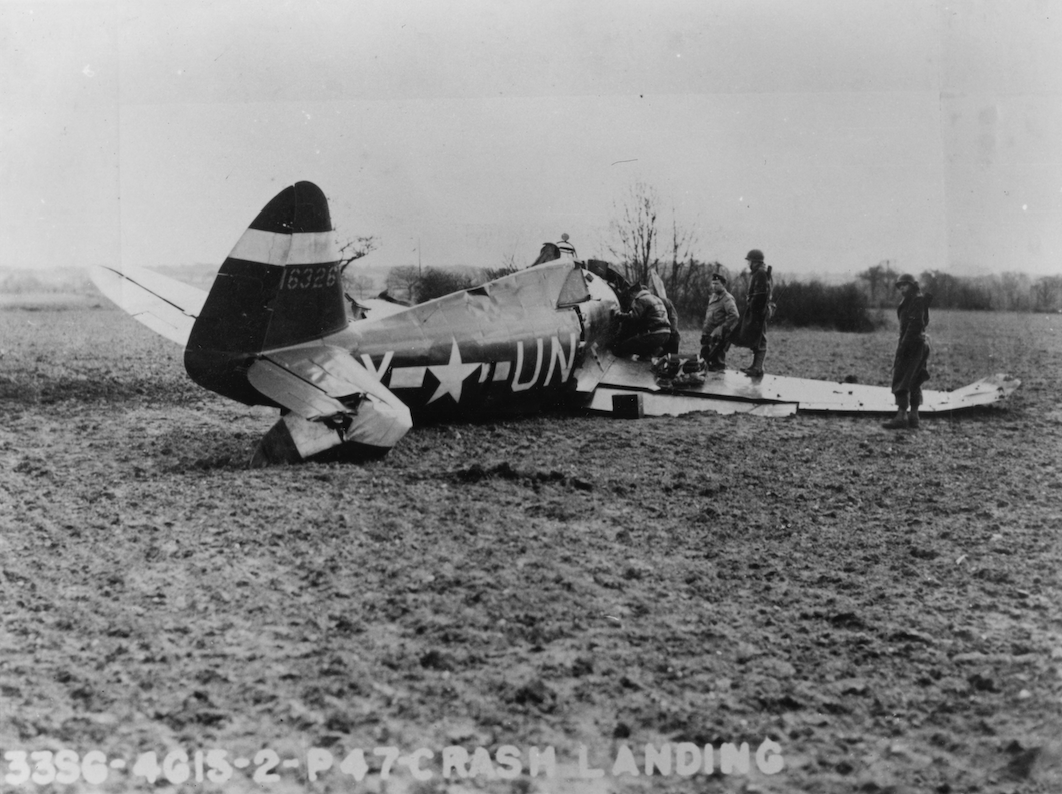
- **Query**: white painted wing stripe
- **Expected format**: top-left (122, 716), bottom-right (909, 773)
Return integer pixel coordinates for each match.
top-left (228, 228), bottom-right (339, 266)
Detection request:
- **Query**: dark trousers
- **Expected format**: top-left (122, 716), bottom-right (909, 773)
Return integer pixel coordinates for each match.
top-left (892, 341), bottom-right (930, 410)
top-left (700, 330), bottom-right (732, 368)
top-left (895, 389), bottom-right (922, 411)
top-left (615, 330), bottom-right (671, 358)
top-left (664, 330), bottom-right (680, 355)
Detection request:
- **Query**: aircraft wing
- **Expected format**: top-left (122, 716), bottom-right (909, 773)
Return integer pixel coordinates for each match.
top-left (90, 264), bottom-right (208, 347)
top-left (351, 297), bottom-right (411, 322)
top-left (589, 358), bottom-right (1020, 417)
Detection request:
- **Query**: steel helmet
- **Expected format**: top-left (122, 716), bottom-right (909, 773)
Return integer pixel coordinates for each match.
top-left (745, 249), bottom-right (765, 263)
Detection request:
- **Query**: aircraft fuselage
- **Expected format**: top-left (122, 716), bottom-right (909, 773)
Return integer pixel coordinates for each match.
top-left (323, 259), bottom-right (622, 419)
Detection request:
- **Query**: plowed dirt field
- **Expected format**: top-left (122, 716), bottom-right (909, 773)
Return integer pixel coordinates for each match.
top-left (2, 303), bottom-right (1060, 793)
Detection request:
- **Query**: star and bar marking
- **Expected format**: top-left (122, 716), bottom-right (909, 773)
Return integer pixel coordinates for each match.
top-left (426, 338), bottom-right (481, 404)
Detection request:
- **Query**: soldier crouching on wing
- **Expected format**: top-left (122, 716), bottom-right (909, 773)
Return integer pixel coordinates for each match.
top-left (614, 284), bottom-right (672, 359)
top-left (700, 272), bottom-right (739, 371)
top-left (883, 273), bottom-right (932, 430)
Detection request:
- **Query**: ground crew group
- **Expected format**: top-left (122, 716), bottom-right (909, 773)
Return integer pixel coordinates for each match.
top-left (614, 246), bottom-right (931, 430)
top-left (615, 248), bottom-right (769, 375)
top-left (699, 248), bottom-right (770, 376)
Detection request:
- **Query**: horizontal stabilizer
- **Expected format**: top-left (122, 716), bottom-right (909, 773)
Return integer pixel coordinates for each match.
top-left (350, 297), bottom-right (412, 322)
top-left (89, 265), bottom-right (208, 346)
top-left (246, 359), bottom-right (349, 419)
top-left (248, 345), bottom-right (412, 458)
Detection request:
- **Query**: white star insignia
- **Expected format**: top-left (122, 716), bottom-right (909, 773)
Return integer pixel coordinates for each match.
top-left (427, 338), bottom-right (481, 404)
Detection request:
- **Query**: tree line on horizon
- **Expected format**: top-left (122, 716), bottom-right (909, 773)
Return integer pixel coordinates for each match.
top-left (338, 183), bottom-right (1062, 330)
top-left (858, 260), bottom-right (1062, 313)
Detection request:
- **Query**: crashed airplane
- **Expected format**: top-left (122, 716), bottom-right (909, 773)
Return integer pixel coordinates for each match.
top-left (91, 181), bottom-right (1020, 465)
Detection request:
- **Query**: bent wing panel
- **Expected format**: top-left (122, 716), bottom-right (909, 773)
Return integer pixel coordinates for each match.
top-left (596, 358), bottom-right (1019, 415)
top-left (587, 388), bottom-right (797, 417)
top-left (916, 373), bottom-right (1022, 412)
top-left (90, 265), bottom-right (208, 346)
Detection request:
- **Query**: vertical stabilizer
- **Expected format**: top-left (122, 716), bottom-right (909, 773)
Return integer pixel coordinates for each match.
top-left (185, 181), bottom-right (348, 404)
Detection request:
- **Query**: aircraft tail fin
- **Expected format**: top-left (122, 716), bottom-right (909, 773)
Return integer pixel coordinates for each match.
top-left (185, 181), bottom-right (348, 403)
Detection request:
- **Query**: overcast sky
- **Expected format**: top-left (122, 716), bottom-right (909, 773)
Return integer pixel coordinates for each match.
top-left (2, 0), bottom-right (1060, 279)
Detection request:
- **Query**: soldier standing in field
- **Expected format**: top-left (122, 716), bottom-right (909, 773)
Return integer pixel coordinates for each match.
top-left (700, 272), bottom-right (740, 371)
top-left (739, 249), bottom-right (771, 377)
top-left (883, 273), bottom-right (932, 430)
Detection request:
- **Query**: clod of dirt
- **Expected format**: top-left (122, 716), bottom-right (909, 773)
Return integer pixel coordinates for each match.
top-left (509, 679), bottom-right (557, 712)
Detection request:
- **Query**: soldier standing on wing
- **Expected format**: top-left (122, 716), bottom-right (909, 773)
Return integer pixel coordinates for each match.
top-left (739, 249), bottom-right (771, 377)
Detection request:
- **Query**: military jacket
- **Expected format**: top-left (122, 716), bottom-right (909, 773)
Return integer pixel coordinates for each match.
top-left (703, 290), bottom-right (739, 334)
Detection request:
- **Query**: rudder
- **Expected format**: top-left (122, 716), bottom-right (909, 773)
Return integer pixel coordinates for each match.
top-left (185, 181), bottom-right (348, 404)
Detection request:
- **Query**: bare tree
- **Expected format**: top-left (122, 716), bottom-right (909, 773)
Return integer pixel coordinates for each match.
top-left (481, 250), bottom-right (520, 283)
top-left (385, 265), bottom-right (423, 303)
top-left (857, 260), bottom-right (900, 307)
top-left (659, 210), bottom-right (698, 301)
top-left (999, 272), bottom-right (1033, 312)
top-left (416, 268), bottom-right (476, 302)
top-left (337, 235), bottom-right (378, 271)
top-left (336, 234), bottom-right (379, 302)
top-left (859, 262), bottom-right (885, 306)
top-left (1033, 275), bottom-right (1062, 312)
top-left (609, 181), bottom-right (660, 287)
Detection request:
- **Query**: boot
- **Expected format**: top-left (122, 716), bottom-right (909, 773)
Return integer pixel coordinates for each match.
top-left (908, 408), bottom-right (920, 430)
top-left (882, 410), bottom-right (908, 430)
top-left (742, 351), bottom-right (765, 377)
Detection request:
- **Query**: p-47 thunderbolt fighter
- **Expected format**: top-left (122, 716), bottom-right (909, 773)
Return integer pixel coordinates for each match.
top-left (92, 181), bottom-right (1019, 465)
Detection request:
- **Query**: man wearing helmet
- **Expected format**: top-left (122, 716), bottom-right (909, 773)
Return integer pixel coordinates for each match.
top-left (883, 273), bottom-right (931, 430)
top-left (738, 249), bottom-right (771, 377)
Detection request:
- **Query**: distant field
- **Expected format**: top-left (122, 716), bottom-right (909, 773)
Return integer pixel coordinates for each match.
top-left (0, 292), bottom-right (102, 309)
top-left (1, 304), bottom-right (1059, 794)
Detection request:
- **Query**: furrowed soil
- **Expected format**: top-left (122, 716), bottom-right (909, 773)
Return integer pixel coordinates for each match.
top-left (1, 304), bottom-right (1060, 793)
